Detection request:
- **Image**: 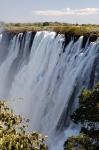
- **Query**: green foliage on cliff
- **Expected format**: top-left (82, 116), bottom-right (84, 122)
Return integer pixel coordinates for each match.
top-left (64, 83), bottom-right (99, 150)
top-left (0, 100), bottom-right (48, 150)
top-left (64, 134), bottom-right (93, 150)
top-left (72, 83), bottom-right (99, 123)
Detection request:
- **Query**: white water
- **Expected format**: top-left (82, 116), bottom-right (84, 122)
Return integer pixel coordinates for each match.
top-left (0, 31), bottom-right (99, 149)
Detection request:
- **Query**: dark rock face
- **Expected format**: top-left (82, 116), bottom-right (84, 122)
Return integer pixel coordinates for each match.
top-left (1, 31), bottom-right (36, 53)
top-left (63, 32), bottom-right (98, 52)
top-left (56, 86), bottom-right (77, 131)
top-left (0, 32), bottom-right (15, 65)
top-left (0, 31), bottom-right (36, 98)
top-left (28, 31), bottom-right (36, 50)
top-left (88, 56), bottom-right (99, 89)
top-left (2, 31), bottom-right (16, 39)
top-left (89, 33), bottom-right (98, 42)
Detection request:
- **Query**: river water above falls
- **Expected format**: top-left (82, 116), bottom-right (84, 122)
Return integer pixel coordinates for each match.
top-left (0, 31), bottom-right (99, 149)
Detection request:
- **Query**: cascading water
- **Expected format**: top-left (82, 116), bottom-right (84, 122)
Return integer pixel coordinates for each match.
top-left (0, 31), bottom-right (99, 149)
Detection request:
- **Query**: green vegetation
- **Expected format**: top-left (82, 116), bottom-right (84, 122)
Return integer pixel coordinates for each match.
top-left (0, 100), bottom-right (48, 150)
top-left (64, 83), bottom-right (99, 150)
top-left (64, 134), bottom-right (93, 150)
top-left (1, 22), bottom-right (99, 37)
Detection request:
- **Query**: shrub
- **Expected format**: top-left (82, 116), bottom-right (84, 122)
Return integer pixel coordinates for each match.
top-left (0, 100), bottom-right (48, 150)
top-left (64, 83), bottom-right (99, 150)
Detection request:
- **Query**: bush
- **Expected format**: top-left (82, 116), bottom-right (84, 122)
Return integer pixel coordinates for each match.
top-left (64, 83), bottom-right (99, 150)
top-left (0, 100), bottom-right (48, 150)
top-left (43, 22), bottom-right (49, 26)
top-left (64, 134), bottom-right (92, 150)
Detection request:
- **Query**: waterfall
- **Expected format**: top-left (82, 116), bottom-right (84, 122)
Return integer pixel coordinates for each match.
top-left (0, 31), bottom-right (99, 149)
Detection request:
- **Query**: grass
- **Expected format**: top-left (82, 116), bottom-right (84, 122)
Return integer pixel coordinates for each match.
top-left (1, 22), bottom-right (99, 37)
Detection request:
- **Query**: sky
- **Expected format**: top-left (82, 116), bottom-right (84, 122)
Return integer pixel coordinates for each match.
top-left (0, 0), bottom-right (99, 24)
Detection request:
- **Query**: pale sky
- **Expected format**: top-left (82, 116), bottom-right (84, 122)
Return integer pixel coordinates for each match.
top-left (0, 0), bottom-right (99, 24)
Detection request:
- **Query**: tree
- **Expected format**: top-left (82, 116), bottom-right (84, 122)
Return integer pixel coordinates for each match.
top-left (0, 100), bottom-right (48, 150)
top-left (43, 22), bottom-right (49, 26)
top-left (64, 83), bottom-right (99, 150)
